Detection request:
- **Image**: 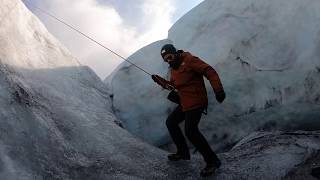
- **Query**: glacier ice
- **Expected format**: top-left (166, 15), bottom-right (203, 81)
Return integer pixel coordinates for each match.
top-left (108, 0), bottom-right (320, 151)
top-left (1, 0), bottom-right (320, 179)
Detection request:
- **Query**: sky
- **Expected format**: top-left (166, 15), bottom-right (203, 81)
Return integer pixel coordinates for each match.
top-left (23, 0), bottom-right (204, 80)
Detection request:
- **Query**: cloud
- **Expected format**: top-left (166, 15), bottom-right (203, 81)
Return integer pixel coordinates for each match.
top-left (25, 0), bottom-right (176, 79)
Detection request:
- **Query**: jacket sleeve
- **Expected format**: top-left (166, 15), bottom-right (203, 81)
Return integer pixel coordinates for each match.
top-left (187, 56), bottom-right (224, 94)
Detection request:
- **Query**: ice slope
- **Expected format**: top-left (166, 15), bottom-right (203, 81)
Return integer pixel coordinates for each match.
top-left (216, 131), bottom-right (320, 180)
top-left (108, 0), bottom-right (320, 150)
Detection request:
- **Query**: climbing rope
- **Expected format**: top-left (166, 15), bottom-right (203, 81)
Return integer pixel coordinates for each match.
top-left (23, 0), bottom-right (152, 76)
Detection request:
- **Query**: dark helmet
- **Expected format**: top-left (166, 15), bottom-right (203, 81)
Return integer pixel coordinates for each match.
top-left (160, 44), bottom-right (177, 58)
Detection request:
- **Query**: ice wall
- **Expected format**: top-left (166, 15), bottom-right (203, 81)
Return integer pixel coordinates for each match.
top-left (108, 0), bottom-right (320, 150)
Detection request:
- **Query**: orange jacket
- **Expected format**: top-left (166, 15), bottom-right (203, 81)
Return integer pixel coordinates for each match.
top-left (156, 52), bottom-right (224, 112)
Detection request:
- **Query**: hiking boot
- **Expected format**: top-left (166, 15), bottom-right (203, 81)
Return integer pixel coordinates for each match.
top-left (167, 153), bottom-right (190, 161)
top-left (200, 160), bottom-right (221, 177)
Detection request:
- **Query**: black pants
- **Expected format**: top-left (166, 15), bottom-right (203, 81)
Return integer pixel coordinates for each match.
top-left (166, 106), bottom-right (219, 164)
top-left (312, 167), bottom-right (320, 178)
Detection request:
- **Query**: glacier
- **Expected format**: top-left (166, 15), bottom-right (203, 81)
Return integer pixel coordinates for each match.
top-left (108, 0), bottom-right (320, 151)
top-left (0, 0), bottom-right (320, 179)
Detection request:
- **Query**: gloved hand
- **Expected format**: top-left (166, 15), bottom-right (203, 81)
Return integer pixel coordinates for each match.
top-left (151, 74), bottom-right (174, 90)
top-left (215, 91), bottom-right (225, 103)
top-left (151, 74), bottom-right (160, 83)
top-left (151, 74), bottom-right (164, 86)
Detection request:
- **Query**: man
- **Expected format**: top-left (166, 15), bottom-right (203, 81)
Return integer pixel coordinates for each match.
top-left (151, 44), bottom-right (226, 177)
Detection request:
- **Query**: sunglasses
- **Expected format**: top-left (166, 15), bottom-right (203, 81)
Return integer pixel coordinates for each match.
top-left (163, 54), bottom-right (175, 62)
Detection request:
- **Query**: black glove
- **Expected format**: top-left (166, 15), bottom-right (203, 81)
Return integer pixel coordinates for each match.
top-left (215, 91), bottom-right (225, 103)
top-left (151, 74), bottom-right (159, 83)
top-left (151, 74), bottom-right (174, 90)
top-left (151, 74), bottom-right (165, 87)
top-left (151, 74), bottom-right (166, 85)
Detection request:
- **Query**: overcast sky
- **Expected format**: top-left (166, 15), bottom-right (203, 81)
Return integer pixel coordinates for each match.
top-left (24, 0), bottom-right (203, 79)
